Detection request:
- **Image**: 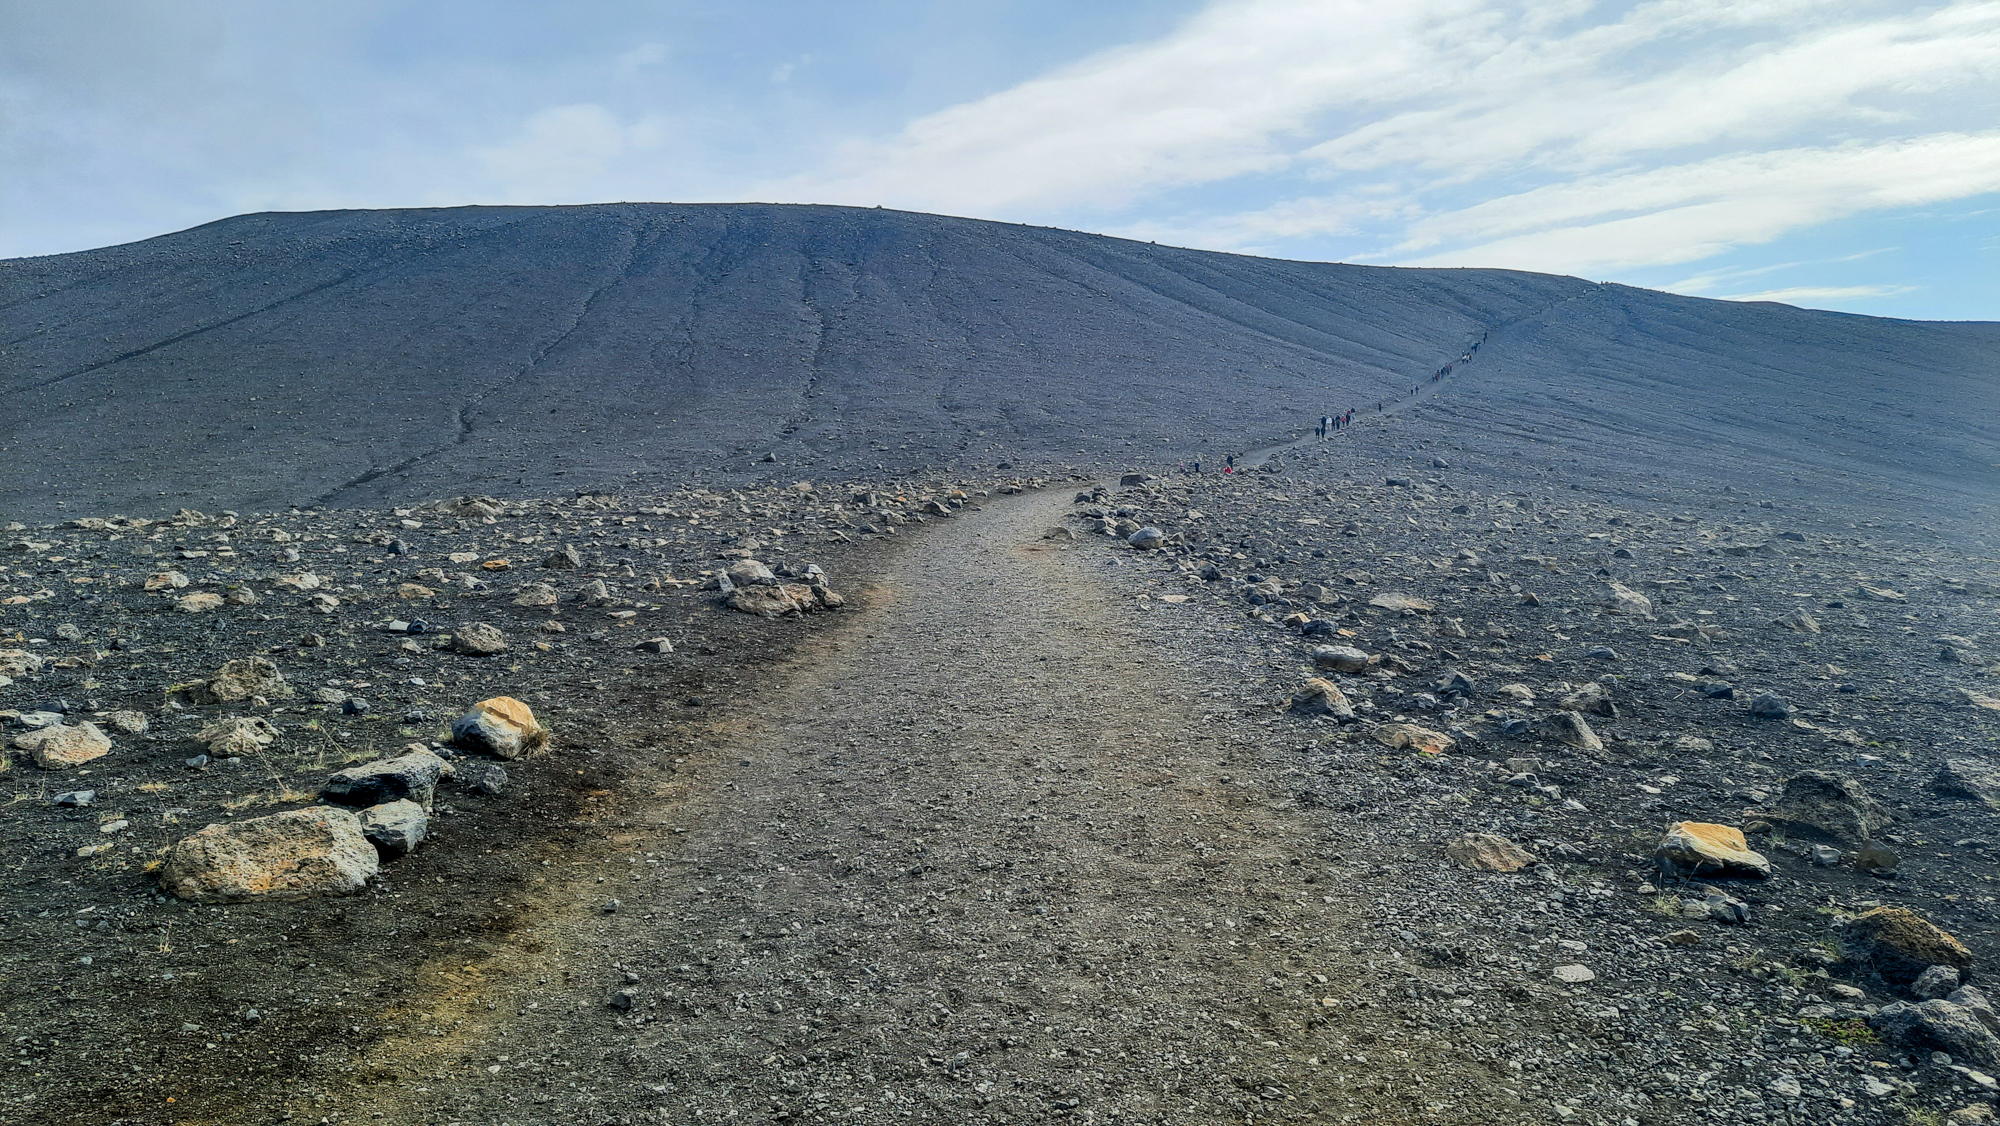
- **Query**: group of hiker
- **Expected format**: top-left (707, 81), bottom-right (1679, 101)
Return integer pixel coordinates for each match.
top-left (1191, 335), bottom-right (1487, 473)
top-left (1313, 411), bottom-right (1355, 440)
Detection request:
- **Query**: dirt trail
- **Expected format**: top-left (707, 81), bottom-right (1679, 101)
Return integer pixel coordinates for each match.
top-left (335, 490), bottom-right (1516, 1125)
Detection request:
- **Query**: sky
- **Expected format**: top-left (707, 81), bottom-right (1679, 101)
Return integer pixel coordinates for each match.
top-left (3, 0), bottom-right (1998, 320)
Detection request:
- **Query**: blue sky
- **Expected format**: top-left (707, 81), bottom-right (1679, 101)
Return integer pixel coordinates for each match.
top-left (4, 1), bottom-right (1997, 320)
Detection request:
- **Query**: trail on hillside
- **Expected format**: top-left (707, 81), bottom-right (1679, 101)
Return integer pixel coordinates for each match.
top-left (335, 490), bottom-right (1519, 1126)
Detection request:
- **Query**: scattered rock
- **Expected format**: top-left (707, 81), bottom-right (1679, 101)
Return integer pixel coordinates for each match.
top-left (1287, 678), bottom-right (1354, 719)
top-left (175, 592), bottom-right (225, 613)
top-left (1539, 710), bottom-right (1603, 752)
top-left (1372, 722), bottom-right (1454, 754)
top-left (727, 559), bottom-right (777, 586)
top-left (102, 709), bottom-right (148, 735)
top-left (451, 697), bottom-right (549, 760)
top-left (1655, 822), bottom-right (1772, 879)
top-left (451, 622), bottom-right (510, 656)
top-left (1553, 965), bottom-right (1596, 984)
top-left (14, 722), bottom-right (112, 769)
top-left (158, 807), bottom-right (378, 902)
top-left (1127, 527), bottom-right (1166, 550)
top-left (1445, 833), bottom-right (1535, 872)
top-left (1775, 608), bottom-right (1821, 633)
top-left (1858, 583), bottom-right (1907, 603)
top-left (543, 545), bottom-right (583, 569)
top-left (1311, 645), bottom-right (1371, 673)
top-left (512, 582), bottom-right (560, 607)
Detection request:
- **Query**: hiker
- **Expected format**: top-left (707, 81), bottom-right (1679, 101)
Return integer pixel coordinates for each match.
top-left (1193, 459), bottom-right (1201, 473)
top-left (1226, 454), bottom-right (1235, 470)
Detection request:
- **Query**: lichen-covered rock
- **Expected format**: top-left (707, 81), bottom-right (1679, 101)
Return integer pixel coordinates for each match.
top-left (451, 622), bottom-right (509, 656)
top-left (204, 657), bottom-right (294, 704)
top-left (1936, 758), bottom-right (2000, 807)
top-left (175, 592), bottom-right (224, 613)
top-left (158, 807), bottom-right (378, 902)
top-left (1372, 722), bottom-right (1454, 754)
top-left (451, 697), bottom-right (549, 760)
top-left (1601, 582), bottom-right (1653, 616)
top-left (196, 716), bottom-right (279, 756)
top-left (1287, 678), bottom-right (1354, 719)
top-left (1656, 822), bottom-right (1771, 879)
top-left (512, 582), bottom-right (560, 607)
top-left (0, 649), bottom-right (45, 677)
top-left (1747, 770), bottom-right (1888, 843)
top-left (1447, 834), bottom-right (1535, 872)
top-left (1846, 905), bottom-right (1974, 984)
top-left (14, 722), bottom-right (112, 769)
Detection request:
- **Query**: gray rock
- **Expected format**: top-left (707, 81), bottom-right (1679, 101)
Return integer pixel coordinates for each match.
top-left (1749, 692), bottom-right (1793, 719)
top-left (1936, 758), bottom-right (2000, 807)
top-left (1311, 645), bottom-right (1371, 673)
top-left (1540, 709), bottom-right (1604, 752)
top-left (727, 559), bottom-right (777, 586)
top-left (453, 758), bottom-right (509, 795)
top-left (14, 722), bottom-right (112, 769)
top-left (1950, 986), bottom-right (2000, 1033)
top-left (1750, 770), bottom-right (1890, 843)
top-left (1127, 527), bottom-right (1166, 550)
top-left (1872, 1000), bottom-right (2000, 1067)
top-left (1918, 965), bottom-right (1966, 1000)
top-left (52, 789), bottom-right (94, 808)
top-left (357, 799), bottom-right (428, 857)
top-left (322, 750), bottom-right (448, 809)
top-left (542, 544), bottom-right (583, 569)
top-left (451, 622), bottom-right (509, 656)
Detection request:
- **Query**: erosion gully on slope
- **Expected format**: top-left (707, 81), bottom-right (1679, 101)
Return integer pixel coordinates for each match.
top-left (331, 488), bottom-right (1515, 1126)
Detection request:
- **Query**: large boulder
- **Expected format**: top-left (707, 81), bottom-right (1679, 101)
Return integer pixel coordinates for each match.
top-left (196, 716), bottom-right (279, 756)
top-left (1936, 758), bottom-right (2000, 807)
top-left (1127, 527), bottom-right (1166, 551)
top-left (1656, 822), bottom-right (1771, 878)
top-left (322, 750), bottom-right (449, 808)
top-left (451, 697), bottom-right (549, 760)
top-left (1845, 906), bottom-right (1974, 984)
top-left (158, 807), bottom-right (378, 902)
top-left (1872, 1000), bottom-right (2000, 1067)
top-left (511, 582), bottom-right (560, 607)
top-left (14, 722), bottom-right (112, 769)
top-left (1746, 770), bottom-right (1889, 843)
top-left (728, 583), bottom-right (841, 619)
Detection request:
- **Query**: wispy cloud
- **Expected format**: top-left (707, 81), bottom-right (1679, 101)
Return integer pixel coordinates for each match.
top-left (1721, 284), bottom-right (1919, 304)
top-left (781, 0), bottom-right (2000, 282)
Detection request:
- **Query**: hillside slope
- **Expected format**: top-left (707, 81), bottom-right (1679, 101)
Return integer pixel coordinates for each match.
top-left (1, 202), bottom-right (1994, 518)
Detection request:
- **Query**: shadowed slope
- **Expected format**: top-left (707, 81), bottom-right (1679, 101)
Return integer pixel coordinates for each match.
top-left (0, 202), bottom-right (1994, 519)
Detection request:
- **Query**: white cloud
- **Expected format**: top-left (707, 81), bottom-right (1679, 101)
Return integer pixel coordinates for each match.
top-left (779, 0), bottom-right (2000, 283)
top-left (470, 104), bottom-right (668, 204)
top-left (1396, 132), bottom-right (2000, 271)
top-left (1722, 284), bottom-right (1918, 303)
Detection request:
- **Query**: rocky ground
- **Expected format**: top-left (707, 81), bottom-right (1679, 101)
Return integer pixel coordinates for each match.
top-left (4, 415), bottom-right (2000, 1126)
top-left (0, 475), bottom-right (1044, 1124)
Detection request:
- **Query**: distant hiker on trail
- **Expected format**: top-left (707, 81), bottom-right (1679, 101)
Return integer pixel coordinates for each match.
top-left (1226, 454), bottom-right (1235, 470)
top-left (1193, 460), bottom-right (1200, 473)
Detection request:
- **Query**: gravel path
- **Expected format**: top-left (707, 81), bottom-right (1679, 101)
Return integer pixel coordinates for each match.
top-left (342, 489), bottom-right (1518, 1125)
